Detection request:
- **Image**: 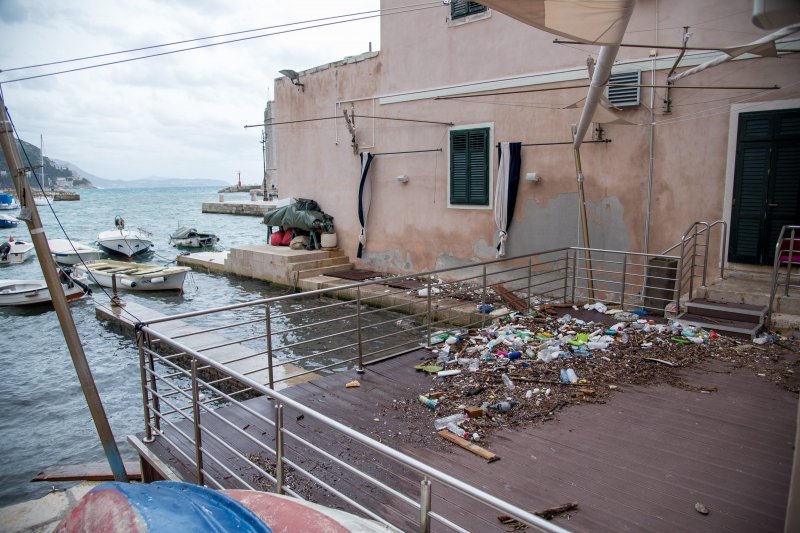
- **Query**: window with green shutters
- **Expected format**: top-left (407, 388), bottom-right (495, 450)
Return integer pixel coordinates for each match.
top-left (450, 127), bottom-right (489, 206)
top-left (451, 0), bottom-right (486, 19)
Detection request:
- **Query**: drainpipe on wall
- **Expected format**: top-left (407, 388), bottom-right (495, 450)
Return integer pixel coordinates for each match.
top-left (642, 2), bottom-right (659, 303)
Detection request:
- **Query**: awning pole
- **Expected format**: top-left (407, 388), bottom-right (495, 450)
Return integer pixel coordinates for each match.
top-left (0, 93), bottom-right (129, 483)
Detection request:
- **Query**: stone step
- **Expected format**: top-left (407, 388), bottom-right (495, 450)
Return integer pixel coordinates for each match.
top-left (684, 298), bottom-right (765, 325)
top-left (700, 277), bottom-right (800, 315)
top-left (288, 254), bottom-right (351, 272)
top-left (297, 263), bottom-right (356, 279)
top-left (674, 311), bottom-right (763, 339)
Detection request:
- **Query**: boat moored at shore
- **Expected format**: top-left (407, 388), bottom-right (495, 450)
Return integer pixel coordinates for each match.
top-left (0, 269), bottom-right (90, 306)
top-left (48, 239), bottom-right (107, 265)
top-left (0, 214), bottom-right (19, 228)
top-left (169, 226), bottom-right (220, 248)
top-left (75, 259), bottom-right (191, 291)
top-left (96, 217), bottom-right (153, 258)
top-left (0, 193), bottom-right (19, 210)
top-left (0, 238), bottom-right (35, 265)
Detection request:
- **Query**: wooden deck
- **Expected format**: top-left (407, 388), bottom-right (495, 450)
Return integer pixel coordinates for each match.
top-left (135, 349), bottom-right (798, 532)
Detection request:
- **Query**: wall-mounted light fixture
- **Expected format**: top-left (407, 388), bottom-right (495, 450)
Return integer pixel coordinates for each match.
top-left (396, 174), bottom-right (409, 184)
top-left (525, 172), bottom-right (542, 183)
top-left (279, 69), bottom-right (304, 91)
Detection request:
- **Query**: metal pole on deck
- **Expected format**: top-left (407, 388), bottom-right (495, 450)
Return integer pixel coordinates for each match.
top-left (0, 94), bottom-right (129, 482)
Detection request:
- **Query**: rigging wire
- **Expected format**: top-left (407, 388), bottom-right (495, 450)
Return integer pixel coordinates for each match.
top-left (0, 3), bottom-right (441, 84)
top-left (1, 2), bottom-right (439, 74)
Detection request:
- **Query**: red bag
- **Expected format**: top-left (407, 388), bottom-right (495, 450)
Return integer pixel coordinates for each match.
top-left (281, 229), bottom-right (293, 246)
top-left (270, 229), bottom-right (285, 246)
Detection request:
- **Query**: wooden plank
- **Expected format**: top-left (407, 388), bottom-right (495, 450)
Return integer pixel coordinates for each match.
top-left (32, 462), bottom-right (142, 482)
top-left (437, 430), bottom-right (500, 462)
top-left (491, 283), bottom-right (527, 311)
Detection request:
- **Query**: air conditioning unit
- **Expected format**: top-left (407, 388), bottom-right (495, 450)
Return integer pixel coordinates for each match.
top-left (607, 70), bottom-right (641, 107)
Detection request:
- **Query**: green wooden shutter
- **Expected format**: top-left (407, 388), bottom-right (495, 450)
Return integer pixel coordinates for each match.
top-left (766, 142), bottom-right (800, 262)
top-left (730, 144), bottom-right (770, 263)
top-left (467, 128), bottom-right (489, 204)
top-left (450, 128), bottom-right (489, 206)
top-left (451, 0), bottom-right (486, 19)
top-left (450, 131), bottom-right (469, 204)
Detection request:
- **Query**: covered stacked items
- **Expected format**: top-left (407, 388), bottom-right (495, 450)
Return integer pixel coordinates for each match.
top-left (263, 199), bottom-right (334, 250)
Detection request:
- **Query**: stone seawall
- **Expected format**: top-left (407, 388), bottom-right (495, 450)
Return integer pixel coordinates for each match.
top-left (202, 201), bottom-right (273, 216)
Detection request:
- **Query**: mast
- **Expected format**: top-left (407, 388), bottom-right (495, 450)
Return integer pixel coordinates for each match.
top-left (0, 94), bottom-right (129, 482)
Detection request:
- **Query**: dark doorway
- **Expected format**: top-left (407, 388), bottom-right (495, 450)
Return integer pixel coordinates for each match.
top-left (729, 108), bottom-right (800, 265)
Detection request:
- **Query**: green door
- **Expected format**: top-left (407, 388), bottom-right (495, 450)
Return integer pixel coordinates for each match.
top-left (729, 109), bottom-right (800, 265)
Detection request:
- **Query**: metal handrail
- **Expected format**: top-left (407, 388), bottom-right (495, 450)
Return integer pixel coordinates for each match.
top-left (137, 325), bottom-right (570, 533)
top-left (664, 220), bottom-right (727, 314)
top-left (766, 225), bottom-right (800, 326)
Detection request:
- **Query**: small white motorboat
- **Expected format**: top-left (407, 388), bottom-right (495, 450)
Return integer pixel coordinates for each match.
top-left (0, 193), bottom-right (19, 210)
top-left (34, 196), bottom-right (49, 206)
top-left (0, 214), bottom-right (19, 228)
top-left (169, 226), bottom-right (220, 248)
top-left (96, 216), bottom-right (153, 258)
top-left (75, 259), bottom-right (191, 291)
top-left (49, 239), bottom-right (107, 265)
top-left (0, 269), bottom-right (90, 306)
top-left (0, 238), bottom-right (35, 265)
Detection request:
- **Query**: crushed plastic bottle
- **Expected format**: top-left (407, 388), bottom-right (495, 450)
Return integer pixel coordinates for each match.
top-left (434, 413), bottom-right (466, 430)
top-left (445, 422), bottom-right (469, 438)
top-left (502, 373), bottom-right (516, 391)
top-left (561, 368), bottom-right (578, 383)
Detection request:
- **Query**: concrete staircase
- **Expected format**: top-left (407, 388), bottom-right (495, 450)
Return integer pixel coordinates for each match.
top-left (678, 264), bottom-right (800, 336)
top-left (223, 245), bottom-right (353, 286)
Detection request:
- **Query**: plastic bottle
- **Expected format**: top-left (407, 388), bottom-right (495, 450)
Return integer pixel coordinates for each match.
top-left (502, 373), bottom-right (516, 391)
top-left (507, 351), bottom-right (522, 359)
top-left (560, 369), bottom-right (570, 383)
top-left (445, 421), bottom-right (469, 438)
top-left (418, 395), bottom-right (437, 409)
top-left (566, 368), bottom-right (578, 383)
top-left (434, 413), bottom-right (466, 431)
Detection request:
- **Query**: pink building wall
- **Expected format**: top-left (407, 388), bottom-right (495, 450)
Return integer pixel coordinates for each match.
top-left (272, 0), bottom-right (800, 274)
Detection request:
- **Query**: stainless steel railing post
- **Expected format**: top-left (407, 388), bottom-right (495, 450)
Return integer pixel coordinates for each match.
top-left (562, 249), bottom-right (569, 304)
top-left (570, 249), bottom-right (578, 304)
top-left (356, 287), bottom-right (364, 373)
top-left (419, 477), bottom-right (432, 533)
top-left (526, 257), bottom-right (532, 312)
top-left (137, 331), bottom-right (154, 443)
top-left (675, 237), bottom-right (687, 314)
top-left (146, 338), bottom-right (161, 434)
top-left (688, 228), bottom-right (697, 301)
top-left (191, 359), bottom-right (205, 486)
top-left (700, 222), bottom-right (711, 288)
top-left (425, 275), bottom-right (432, 348)
top-left (266, 304), bottom-right (274, 389)
top-left (275, 403), bottom-right (285, 495)
top-left (481, 265), bottom-right (487, 328)
top-left (620, 254), bottom-right (628, 308)
top-left (786, 228), bottom-right (796, 296)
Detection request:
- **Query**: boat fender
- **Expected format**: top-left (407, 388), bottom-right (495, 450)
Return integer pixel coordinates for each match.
top-left (121, 278), bottom-right (137, 288)
top-left (149, 276), bottom-right (165, 284)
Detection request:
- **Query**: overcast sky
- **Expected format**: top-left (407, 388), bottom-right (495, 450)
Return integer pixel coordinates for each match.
top-left (0, 0), bottom-right (380, 184)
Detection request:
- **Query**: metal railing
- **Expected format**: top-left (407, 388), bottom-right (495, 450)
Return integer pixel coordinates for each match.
top-left (766, 225), bottom-right (800, 325)
top-left (133, 244), bottom-right (701, 531)
top-left (662, 220), bottom-right (728, 313)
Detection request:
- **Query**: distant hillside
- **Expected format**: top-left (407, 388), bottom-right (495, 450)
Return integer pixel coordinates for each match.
top-left (0, 139), bottom-right (72, 189)
top-left (2, 142), bottom-right (229, 189)
top-left (86, 175), bottom-right (229, 188)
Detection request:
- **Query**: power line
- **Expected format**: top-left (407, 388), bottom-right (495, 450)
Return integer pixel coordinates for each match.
top-left (0, 2), bottom-right (441, 84)
top-left (1, 2), bottom-right (439, 74)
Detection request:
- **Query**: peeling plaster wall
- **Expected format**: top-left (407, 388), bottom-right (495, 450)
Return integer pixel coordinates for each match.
top-left (272, 0), bottom-right (800, 276)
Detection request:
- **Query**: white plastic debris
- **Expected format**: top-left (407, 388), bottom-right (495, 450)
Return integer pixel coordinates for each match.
top-left (418, 287), bottom-right (441, 297)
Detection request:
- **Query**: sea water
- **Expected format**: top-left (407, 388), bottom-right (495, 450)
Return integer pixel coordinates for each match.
top-left (0, 187), bottom-right (303, 506)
